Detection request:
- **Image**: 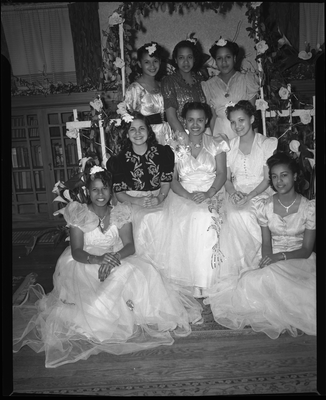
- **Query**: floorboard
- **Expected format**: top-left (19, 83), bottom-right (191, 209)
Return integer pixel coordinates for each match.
top-left (10, 241), bottom-right (320, 396)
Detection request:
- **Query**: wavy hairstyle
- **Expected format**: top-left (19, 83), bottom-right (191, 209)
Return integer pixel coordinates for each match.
top-left (172, 40), bottom-right (204, 72)
top-left (117, 112), bottom-right (158, 152)
top-left (209, 39), bottom-right (239, 60)
top-left (181, 101), bottom-right (213, 127)
top-left (85, 169), bottom-right (113, 204)
top-left (225, 100), bottom-right (256, 121)
top-left (266, 152), bottom-right (300, 192)
top-left (137, 41), bottom-right (164, 61)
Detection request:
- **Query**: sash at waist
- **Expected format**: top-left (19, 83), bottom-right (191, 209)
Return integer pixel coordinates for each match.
top-left (126, 189), bottom-right (160, 197)
top-left (146, 112), bottom-right (167, 125)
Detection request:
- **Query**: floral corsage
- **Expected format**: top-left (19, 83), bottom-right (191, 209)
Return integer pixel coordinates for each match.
top-left (166, 131), bottom-right (191, 160)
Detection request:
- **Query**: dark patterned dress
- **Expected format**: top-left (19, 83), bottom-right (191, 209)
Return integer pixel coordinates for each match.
top-left (161, 71), bottom-right (206, 129)
top-left (107, 144), bottom-right (174, 194)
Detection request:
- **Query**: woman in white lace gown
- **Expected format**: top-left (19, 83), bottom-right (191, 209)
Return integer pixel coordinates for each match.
top-left (217, 101), bottom-right (278, 278)
top-left (120, 42), bottom-right (172, 145)
top-left (13, 167), bottom-right (202, 368)
top-left (204, 152), bottom-right (316, 339)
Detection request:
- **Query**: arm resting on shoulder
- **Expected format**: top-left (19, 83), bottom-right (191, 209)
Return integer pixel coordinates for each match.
top-left (166, 107), bottom-right (186, 133)
top-left (210, 108), bottom-right (217, 134)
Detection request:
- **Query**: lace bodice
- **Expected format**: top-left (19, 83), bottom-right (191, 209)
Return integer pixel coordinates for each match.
top-left (64, 201), bottom-right (132, 250)
top-left (256, 196), bottom-right (315, 253)
top-left (227, 133), bottom-right (278, 192)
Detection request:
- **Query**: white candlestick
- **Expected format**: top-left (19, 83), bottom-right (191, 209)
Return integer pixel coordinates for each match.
top-left (119, 23), bottom-right (125, 98)
top-left (98, 114), bottom-right (106, 162)
top-left (73, 109), bottom-right (82, 160)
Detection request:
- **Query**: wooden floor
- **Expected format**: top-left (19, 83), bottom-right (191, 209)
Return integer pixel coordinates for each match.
top-left (8, 240), bottom-right (323, 396)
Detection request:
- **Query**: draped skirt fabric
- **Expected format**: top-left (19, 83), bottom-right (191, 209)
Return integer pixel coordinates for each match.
top-left (13, 248), bottom-right (202, 368)
top-left (204, 254), bottom-right (316, 339)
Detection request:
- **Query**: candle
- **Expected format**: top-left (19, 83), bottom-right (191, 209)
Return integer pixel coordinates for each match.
top-left (119, 23), bottom-right (125, 97)
top-left (73, 109), bottom-right (82, 160)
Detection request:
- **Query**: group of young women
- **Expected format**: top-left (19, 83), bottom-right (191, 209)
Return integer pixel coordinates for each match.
top-left (13, 37), bottom-right (316, 368)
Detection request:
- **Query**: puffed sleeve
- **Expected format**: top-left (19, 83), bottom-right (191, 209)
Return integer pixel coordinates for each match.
top-left (124, 83), bottom-right (143, 112)
top-left (245, 71), bottom-right (260, 100)
top-left (305, 199), bottom-right (316, 230)
top-left (63, 201), bottom-right (99, 232)
top-left (159, 145), bottom-right (175, 182)
top-left (254, 197), bottom-right (270, 227)
top-left (110, 203), bottom-right (132, 229)
top-left (161, 75), bottom-right (178, 110)
top-left (262, 137), bottom-right (278, 165)
top-left (206, 132), bottom-right (230, 156)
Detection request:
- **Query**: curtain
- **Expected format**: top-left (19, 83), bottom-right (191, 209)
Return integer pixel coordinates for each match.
top-left (299, 3), bottom-right (325, 50)
top-left (264, 2), bottom-right (300, 50)
top-left (68, 2), bottom-right (102, 86)
top-left (1, 4), bottom-right (77, 84)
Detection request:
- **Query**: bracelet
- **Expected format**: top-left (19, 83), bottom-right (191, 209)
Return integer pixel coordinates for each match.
top-left (281, 252), bottom-right (287, 261)
top-left (159, 192), bottom-right (166, 197)
top-left (115, 252), bottom-right (121, 261)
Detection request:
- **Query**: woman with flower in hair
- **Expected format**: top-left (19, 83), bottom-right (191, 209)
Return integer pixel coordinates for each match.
top-left (201, 38), bottom-right (260, 139)
top-left (119, 42), bottom-right (173, 145)
top-left (161, 37), bottom-right (207, 134)
top-left (204, 152), bottom-right (316, 339)
top-left (13, 165), bottom-right (203, 368)
top-left (216, 100), bottom-right (277, 278)
top-left (107, 112), bottom-right (174, 209)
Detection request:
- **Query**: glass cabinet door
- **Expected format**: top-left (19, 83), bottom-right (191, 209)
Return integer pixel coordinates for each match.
top-left (12, 112), bottom-right (50, 218)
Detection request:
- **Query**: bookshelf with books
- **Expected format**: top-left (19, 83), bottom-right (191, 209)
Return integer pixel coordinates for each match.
top-left (11, 92), bottom-right (118, 224)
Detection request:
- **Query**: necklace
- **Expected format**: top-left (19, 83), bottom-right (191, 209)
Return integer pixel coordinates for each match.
top-left (190, 139), bottom-right (202, 148)
top-left (91, 206), bottom-right (109, 232)
top-left (99, 214), bottom-right (107, 231)
top-left (277, 195), bottom-right (297, 213)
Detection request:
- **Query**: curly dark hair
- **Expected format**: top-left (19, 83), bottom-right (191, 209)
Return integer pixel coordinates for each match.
top-left (118, 112), bottom-right (158, 152)
top-left (225, 100), bottom-right (256, 120)
top-left (172, 40), bottom-right (204, 72)
top-left (181, 102), bottom-right (213, 127)
top-left (209, 39), bottom-right (239, 60)
top-left (85, 169), bottom-right (113, 204)
top-left (137, 41), bottom-right (164, 61)
top-left (266, 152), bottom-right (300, 192)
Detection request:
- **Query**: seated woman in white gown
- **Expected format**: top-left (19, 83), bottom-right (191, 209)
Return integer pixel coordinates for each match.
top-left (218, 100), bottom-right (278, 278)
top-left (13, 167), bottom-right (202, 368)
top-left (204, 152), bottom-right (316, 339)
top-left (157, 102), bottom-right (230, 298)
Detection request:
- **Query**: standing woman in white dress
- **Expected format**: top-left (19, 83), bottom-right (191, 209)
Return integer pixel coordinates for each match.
top-left (204, 152), bottom-right (316, 339)
top-left (119, 42), bottom-right (173, 145)
top-left (218, 100), bottom-right (278, 278)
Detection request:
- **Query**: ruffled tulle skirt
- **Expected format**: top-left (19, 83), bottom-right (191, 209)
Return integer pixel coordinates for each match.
top-left (13, 247), bottom-right (202, 368)
top-left (131, 188), bottom-right (226, 295)
top-left (204, 254), bottom-right (316, 339)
